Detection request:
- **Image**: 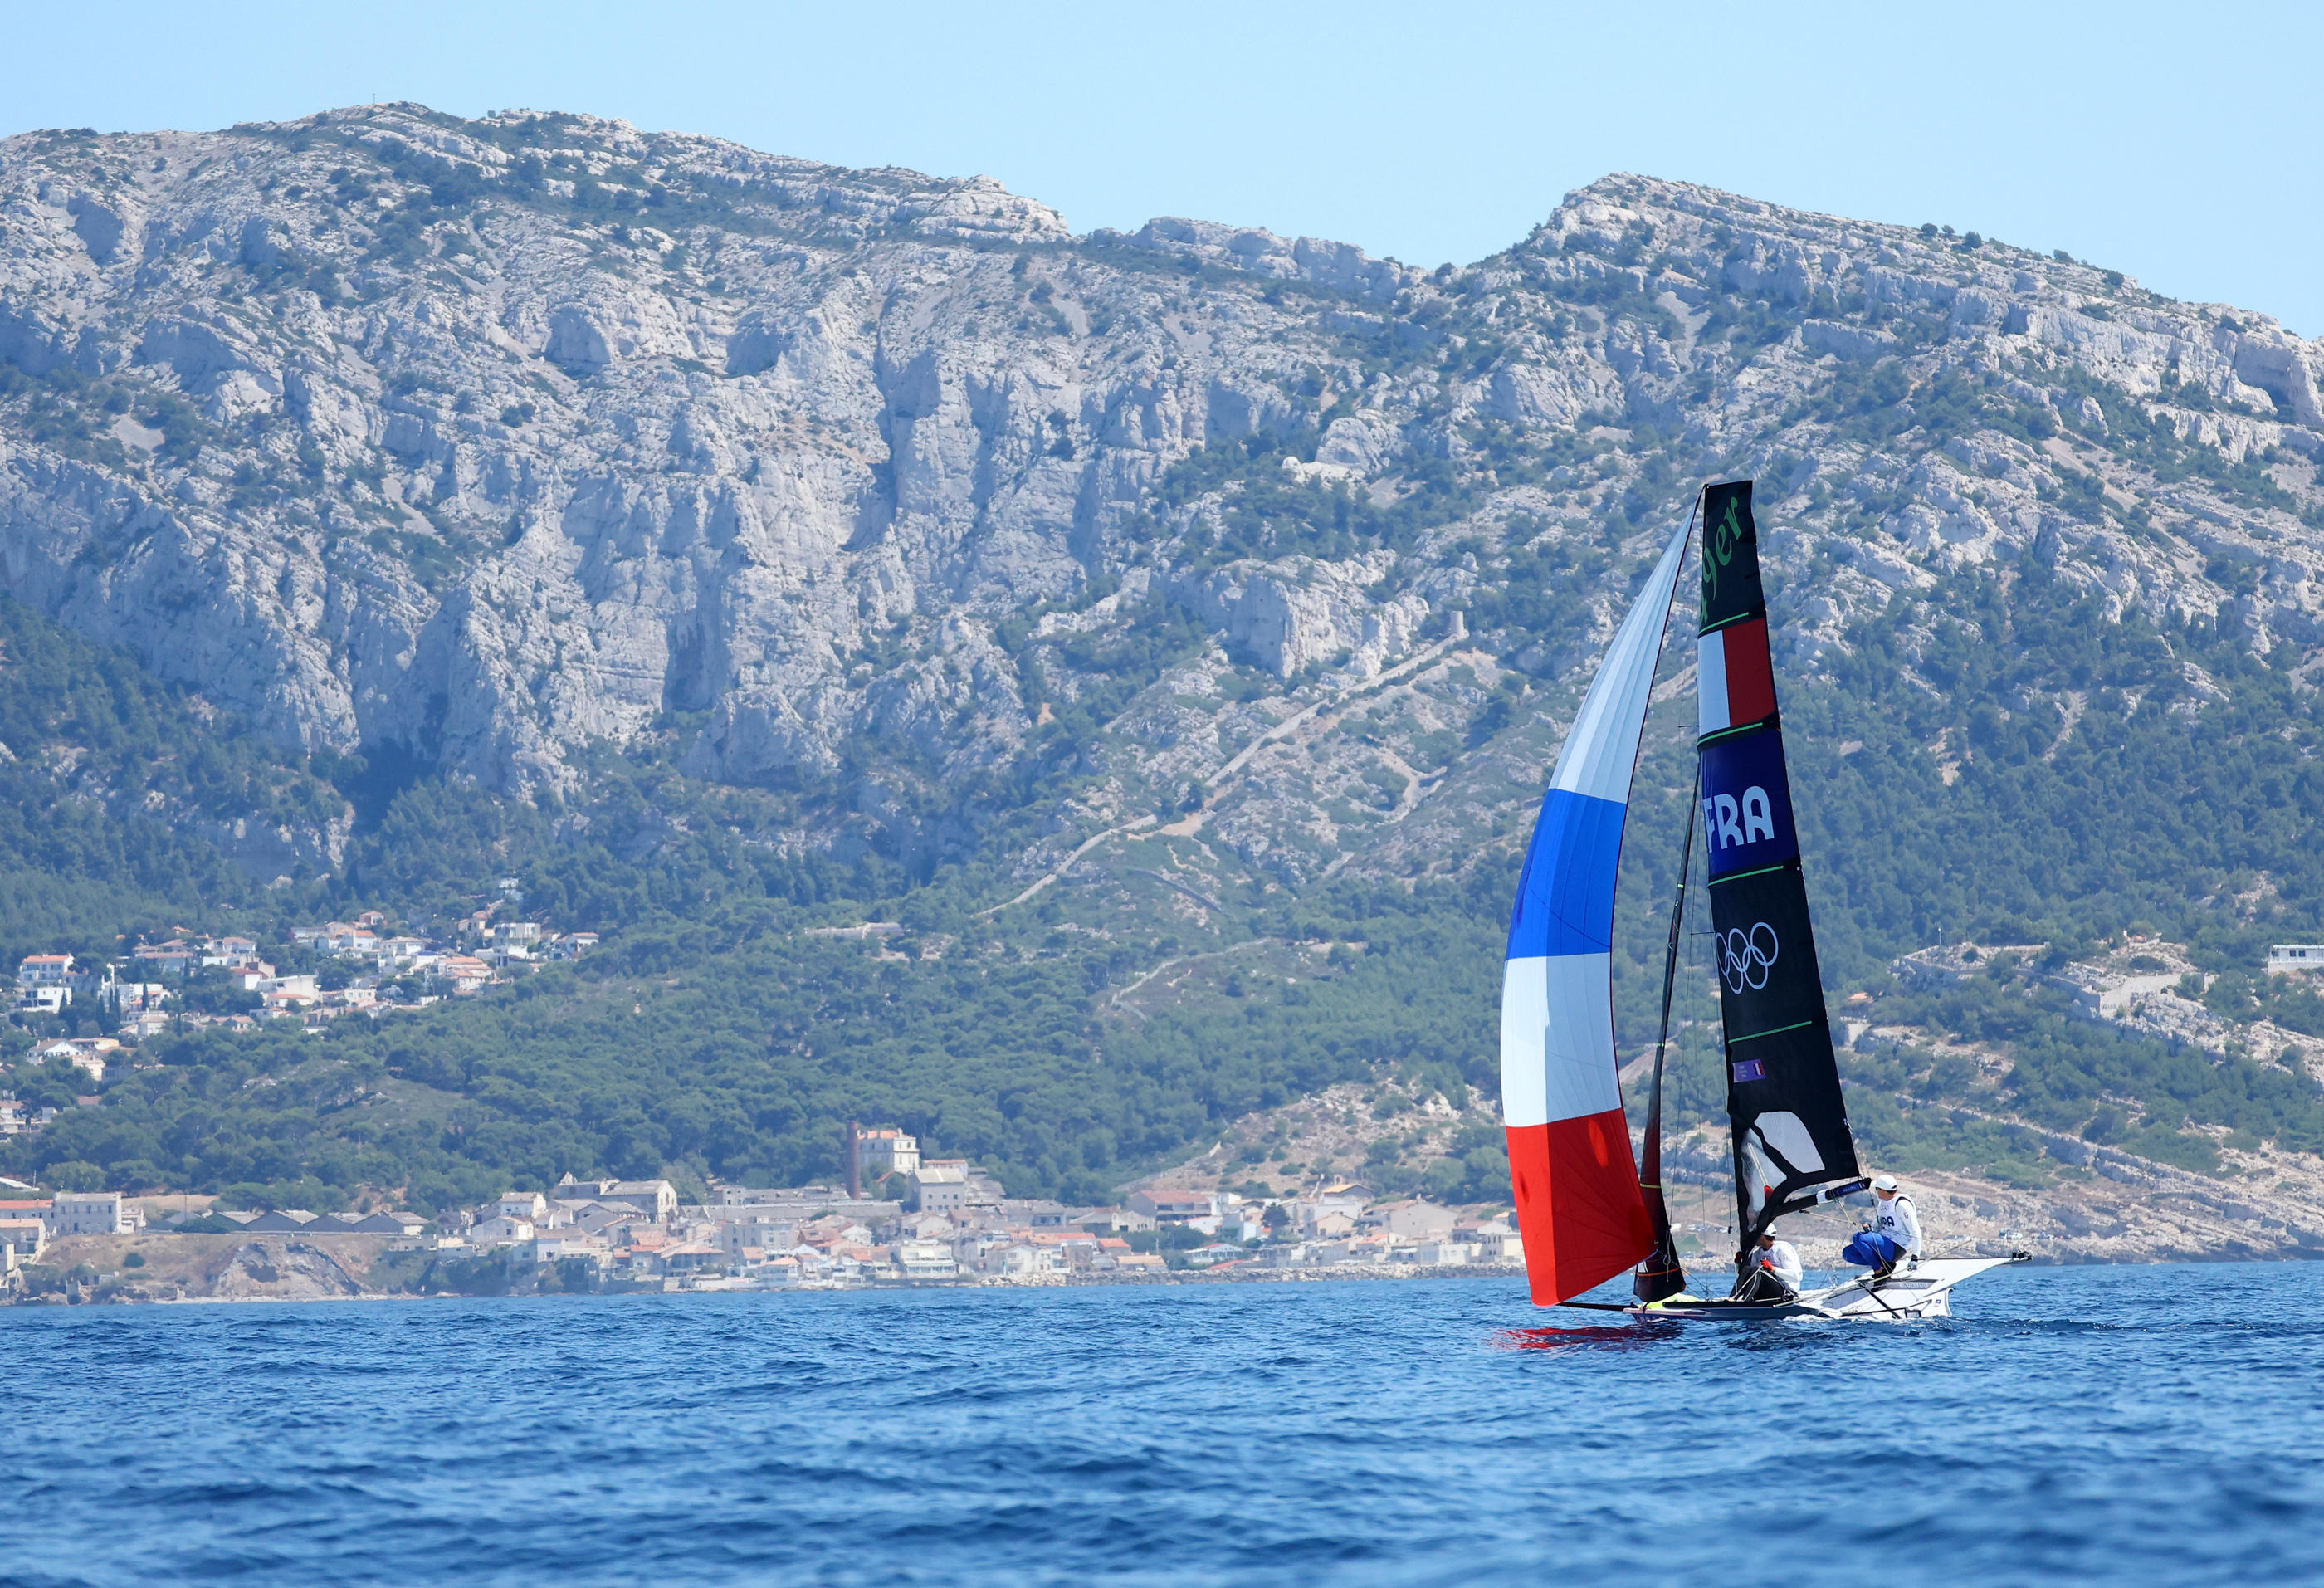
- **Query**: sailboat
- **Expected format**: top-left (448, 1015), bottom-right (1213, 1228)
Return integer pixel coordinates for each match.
top-left (1499, 480), bottom-right (2023, 1321)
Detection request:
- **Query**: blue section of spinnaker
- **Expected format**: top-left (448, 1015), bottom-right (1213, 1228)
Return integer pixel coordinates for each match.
top-left (1505, 789), bottom-right (1626, 960)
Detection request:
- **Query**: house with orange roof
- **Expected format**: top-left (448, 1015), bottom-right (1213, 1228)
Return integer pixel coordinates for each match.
top-left (0, 1200), bottom-right (51, 1259)
top-left (16, 953), bottom-right (73, 988)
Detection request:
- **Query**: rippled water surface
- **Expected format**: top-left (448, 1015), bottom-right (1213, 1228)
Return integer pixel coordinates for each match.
top-left (6, 1263), bottom-right (2324, 1585)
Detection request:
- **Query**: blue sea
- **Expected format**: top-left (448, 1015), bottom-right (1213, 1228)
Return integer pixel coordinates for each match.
top-left (5, 1263), bottom-right (2322, 1586)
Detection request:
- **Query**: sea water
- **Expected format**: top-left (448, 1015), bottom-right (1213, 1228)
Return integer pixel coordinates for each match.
top-left (4, 1261), bottom-right (2322, 1586)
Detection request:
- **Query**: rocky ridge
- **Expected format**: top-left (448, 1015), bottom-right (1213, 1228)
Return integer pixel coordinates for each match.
top-left (2, 105), bottom-right (2320, 902)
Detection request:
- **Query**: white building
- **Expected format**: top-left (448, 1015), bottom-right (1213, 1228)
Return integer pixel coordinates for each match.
top-left (1472, 1224), bottom-right (1526, 1263)
top-left (491, 1190), bottom-right (549, 1223)
top-left (470, 1215), bottom-right (535, 1246)
top-left (1362, 1199), bottom-right (1457, 1240)
top-left (857, 1128), bottom-right (920, 1179)
top-left (989, 1242), bottom-right (1067, 1276)
top-left (1128, 1188), bottom-right (1218, 1225)
top-left (895, 1238), bottom-right (959, 1279)
top-left (437, 955), bottom-right (494, 993)
top-left (131, 942), bottom-right (201, 976)
top-left (600, 1180), bottom-right (679, 1222)
top-left (2268, 945), bottom-right (2324, 975)
top-left (49, 1191), bottom-right (130, 1236)
top-left (910, 1162), bottom-right (969, 1214)
top-left (17, 954), bottom-right (73, 989)
top-left (0, 1200), bottom-right (52, 1254)
top-left (33, 1040), bottom-right (112, 1083)
top-left (718, 1216), bottom-right (798, 1257)
top-left (213, 937), bottom-right (262, 967)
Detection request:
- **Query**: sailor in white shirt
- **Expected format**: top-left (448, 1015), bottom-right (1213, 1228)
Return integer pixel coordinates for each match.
top-left (1868, 1173), bottom-right (1922, 1272)
top-left (1753, 1231), bottom-right (1804, 1294)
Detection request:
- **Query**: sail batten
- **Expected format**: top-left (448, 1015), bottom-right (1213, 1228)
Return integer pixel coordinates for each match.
top-left (1501, 518), bottom-right (1692, 1306)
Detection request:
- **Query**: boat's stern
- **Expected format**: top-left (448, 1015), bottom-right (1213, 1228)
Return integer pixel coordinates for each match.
top-left (1809, 1254), bottom-right (2027, 1320)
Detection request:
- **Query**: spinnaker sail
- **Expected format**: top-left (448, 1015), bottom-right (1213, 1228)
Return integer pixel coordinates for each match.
top-left (1694, 481), bottom-right (1865, 1276)
top-left (1501, 517), bottom-right (1692, 1306)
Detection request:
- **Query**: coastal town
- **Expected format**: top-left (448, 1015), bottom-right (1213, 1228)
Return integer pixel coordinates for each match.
top-left (3, 892), bottom-right (596, 1097)
top-left (12, 926), bottom-right (2324, 1300)
top-left (1, 1125), bottom-right (1526, 1303)
top-left (0, 904), bottom-right (1540, 1303)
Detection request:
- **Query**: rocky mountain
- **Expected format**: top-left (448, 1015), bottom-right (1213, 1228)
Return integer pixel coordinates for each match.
top-left (10, 104), bottom-right (2324, 1218)
top-left (6, 101), bottom-right (2317, 902)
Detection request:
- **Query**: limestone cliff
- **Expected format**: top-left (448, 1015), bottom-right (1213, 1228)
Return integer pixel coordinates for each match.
top-left (1, 104), bottom-right (2320, 896)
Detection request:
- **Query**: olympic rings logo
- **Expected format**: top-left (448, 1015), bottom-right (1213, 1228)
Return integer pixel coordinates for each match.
top-left (1721, 922), bottom-right (1780, 994)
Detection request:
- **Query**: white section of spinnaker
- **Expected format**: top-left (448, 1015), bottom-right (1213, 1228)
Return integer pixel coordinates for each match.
top-left (1499, 954), bottom-right (1619, 1129)
top-left (1547, 519), bottom-right (1695, 804)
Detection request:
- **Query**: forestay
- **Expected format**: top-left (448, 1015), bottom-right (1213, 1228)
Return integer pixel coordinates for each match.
top-left (1501, 518), bottom-right (1691, 1305)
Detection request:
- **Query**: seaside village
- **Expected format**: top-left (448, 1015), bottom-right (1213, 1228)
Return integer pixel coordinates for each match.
top-left (4, 888), bottom-right (596, 1110)
top-left (17, 924), bottom-right (2324, 1296)
top-left (0, 896), bottom-right (1525, 1296)
top-left (0, 1127), bottom-right (1526, 1296)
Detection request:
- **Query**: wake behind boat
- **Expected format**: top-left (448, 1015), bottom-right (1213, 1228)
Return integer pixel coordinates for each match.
top-left (1498, 480), bottom-right (2022, 1323)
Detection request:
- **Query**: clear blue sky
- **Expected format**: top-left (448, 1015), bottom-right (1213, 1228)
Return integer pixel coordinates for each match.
top-left (7, 2), bottom-right (2320, 335)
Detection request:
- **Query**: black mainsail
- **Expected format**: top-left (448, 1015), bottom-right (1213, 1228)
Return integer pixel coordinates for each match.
top-left (1692, 481), bottom-right (1865, 1286)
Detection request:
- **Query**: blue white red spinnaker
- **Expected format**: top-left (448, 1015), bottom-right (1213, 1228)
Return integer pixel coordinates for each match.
top-left (1500, 520), bottom-right (1691, 1304)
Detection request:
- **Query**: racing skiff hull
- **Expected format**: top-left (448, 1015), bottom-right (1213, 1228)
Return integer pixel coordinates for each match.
top-left (1629, 1256), bottom-right (2027, 1321)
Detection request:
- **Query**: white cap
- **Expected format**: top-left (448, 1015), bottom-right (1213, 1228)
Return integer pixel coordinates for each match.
top-left (1872, 1174), bottom-right (1900, 1191)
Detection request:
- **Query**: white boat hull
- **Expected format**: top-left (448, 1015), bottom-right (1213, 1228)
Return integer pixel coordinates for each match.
top-left (1631, 1256), bottom-right (2024, 1322)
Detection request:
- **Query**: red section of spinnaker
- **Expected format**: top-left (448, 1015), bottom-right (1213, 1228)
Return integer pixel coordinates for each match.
top-left (1505, 1112), bottom-right (1655, 1306)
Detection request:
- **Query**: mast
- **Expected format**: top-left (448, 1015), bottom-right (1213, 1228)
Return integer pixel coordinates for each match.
top-left (1632, 765), bottom-right (1698, 1304)
top-left (1692, 481), bottom-right (1868, 1291)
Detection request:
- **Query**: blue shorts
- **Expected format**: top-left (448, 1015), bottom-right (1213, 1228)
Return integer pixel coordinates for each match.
top-left (1843, 1232), bottom-right (1904, 1267)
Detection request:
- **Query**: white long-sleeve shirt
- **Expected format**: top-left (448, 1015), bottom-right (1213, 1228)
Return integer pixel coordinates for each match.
top-left (1872, 1193), bottom-right (1922, 1257)
top-left (1756, 1239), bottom-right (1804, 1289)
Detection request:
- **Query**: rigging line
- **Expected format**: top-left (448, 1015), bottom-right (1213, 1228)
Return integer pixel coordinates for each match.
top-left (1853, 1277), bottom-right (1907, 1320)
top-left (1632, 491), bottom-right (1703, 1306)
top-left (1642, 763), bottom-right (1701, 1174)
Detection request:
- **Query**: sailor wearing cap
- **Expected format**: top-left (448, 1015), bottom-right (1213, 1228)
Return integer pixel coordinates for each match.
top-left (1868, 1173), bottom-right (1921, 1272)
top-left (1840, 1172), bottom-right (1923, 1276)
